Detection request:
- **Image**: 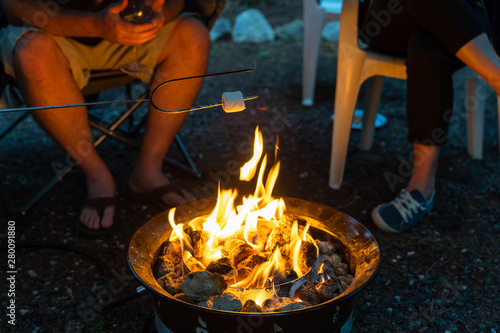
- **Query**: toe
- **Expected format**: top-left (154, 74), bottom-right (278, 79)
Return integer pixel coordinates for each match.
top-left (100, 206), bottom-right (116, 229)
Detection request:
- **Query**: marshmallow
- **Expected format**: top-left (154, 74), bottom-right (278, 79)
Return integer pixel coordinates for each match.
top-left (222, 91), bottom-right (246, 113)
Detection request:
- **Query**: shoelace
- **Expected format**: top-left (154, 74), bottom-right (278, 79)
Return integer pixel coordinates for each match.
top-left (391, 190), bottom-right (426, 223)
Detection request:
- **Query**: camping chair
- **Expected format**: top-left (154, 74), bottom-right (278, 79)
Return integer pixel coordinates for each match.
top-left (328, 0), bottom-right (500, 189)
top-left (0, 69), bottom-right (201, 216)
top-left (0, 0), bottom-right (227, 216)
top-left (302, 0), bottom-right (342, 106)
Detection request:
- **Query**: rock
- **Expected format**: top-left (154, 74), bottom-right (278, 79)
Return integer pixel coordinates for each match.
top-left (157, 272), bottom-right (183, 295)
top-left (181, 271), bottom-right (227, 302)
top-left (322, 20), bottom-right (340, 42)
top-left (173, 293), bottom-right (193, 303)
top-left (206, 257), bottom-right (238, 280)
top-left (317, 278), bottom-right (342, 299)
top-left (198, 299), bottom-right (214, 309)
top-left (299, 281), bottom-right (322, 305)
top-left (241, 299), bottom-right (262, 312)
top-left (275, 19), bottom-right (303, 41)
top-left (212, 292), bottom-right (242, 311)
top-left (232, 9), bottom-right (274, 43)
top-left (210, 18), bottom-right (232, 41)
top-left (155, 255), bottom-right (176, 277)
top-left (262, 297), bottom-right (309, 312)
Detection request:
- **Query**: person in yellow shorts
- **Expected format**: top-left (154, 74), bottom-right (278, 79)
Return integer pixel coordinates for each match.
top-left (0, 0), bottom-right (216, 235)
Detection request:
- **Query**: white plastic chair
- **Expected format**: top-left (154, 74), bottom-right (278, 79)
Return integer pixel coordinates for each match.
top-left (329, 0), bottom-right (500, 189)
top-left (302, 0), bottom-right (342, 106)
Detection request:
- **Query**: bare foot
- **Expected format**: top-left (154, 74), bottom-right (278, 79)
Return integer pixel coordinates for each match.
top-left (128, 168), bottom-right (195, 207)
top-left (79, 173), bottom-right (116, 230)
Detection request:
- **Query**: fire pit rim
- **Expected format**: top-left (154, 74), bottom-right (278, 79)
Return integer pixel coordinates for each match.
top-left (127, 196), bottom-right (381, 314)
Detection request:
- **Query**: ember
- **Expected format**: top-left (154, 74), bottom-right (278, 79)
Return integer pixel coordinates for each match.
top-left (152, 127), bottom-right (354, 312)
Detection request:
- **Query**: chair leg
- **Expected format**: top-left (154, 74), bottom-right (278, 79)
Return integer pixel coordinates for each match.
top-left (466, 78), bottom-right (485, 159)
top-left (302, 5), bottom-right (326, 106)
top-left (329, 49), bottom-right (366, 189)
top-left (359, 76), bottom-right (384, 151)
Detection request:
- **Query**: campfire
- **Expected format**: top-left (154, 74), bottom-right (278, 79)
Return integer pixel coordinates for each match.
top-left (153, 127), bottom-right (354, 312)
top-left (128, 127), bottom-right (381, 332)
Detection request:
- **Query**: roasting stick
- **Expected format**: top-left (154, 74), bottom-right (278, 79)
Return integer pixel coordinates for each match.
top-left (0, 68), bottom-right (257, 114)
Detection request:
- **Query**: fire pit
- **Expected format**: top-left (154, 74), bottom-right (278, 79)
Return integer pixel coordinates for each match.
top-left (128, 128), bottom-right (381, 332)
top-left (128, 197), bottom-right (380, 332)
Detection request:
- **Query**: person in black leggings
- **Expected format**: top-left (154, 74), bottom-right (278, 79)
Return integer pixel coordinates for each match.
top-left (359, 0), bottom-right (500, 232)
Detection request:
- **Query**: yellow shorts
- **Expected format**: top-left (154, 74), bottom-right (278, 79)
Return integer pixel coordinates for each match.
top-left (0, 17), bottom-right (181, 90)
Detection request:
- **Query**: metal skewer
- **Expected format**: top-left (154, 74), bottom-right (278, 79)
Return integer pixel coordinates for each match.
top-left (0, 68), bottom-right (257, 114)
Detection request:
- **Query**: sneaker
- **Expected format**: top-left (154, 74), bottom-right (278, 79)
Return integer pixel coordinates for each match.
top-left (372, 189), bottom-right (435, 233)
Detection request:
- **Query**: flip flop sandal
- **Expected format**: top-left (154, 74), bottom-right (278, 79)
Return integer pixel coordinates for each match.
top-left (122, 183), bottom-right (187, 211)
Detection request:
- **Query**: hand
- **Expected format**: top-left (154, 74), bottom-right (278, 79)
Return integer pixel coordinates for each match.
top-left (99, 0), bottom-right (165, 46)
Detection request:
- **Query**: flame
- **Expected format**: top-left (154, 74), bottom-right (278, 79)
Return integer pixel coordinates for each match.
top-left (167, 126), bottom-right (316, 298)
top-left (240, 127), bottom-right (263, 181)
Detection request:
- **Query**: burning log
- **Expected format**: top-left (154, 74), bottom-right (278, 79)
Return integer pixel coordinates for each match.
top-left (182, 271), bottom-right (228, 302)
top-left (185, 254), bottom-right (206, 273)
top-left (262, 297), bottom-right (310, 312)
top-left (212, 292), bottom-right (243, 312)
top-left (241, 299), bottom-right (262, 312)
top-left (206, 257), bottom-right (238, 280)
top-left (236, 254), bottom-right (267, 271)
top-left (163, 240), bottom-right (183, 259)
top-left (264, 220), bottom-right (290, 253)
top-left (228, 243), bottom-right (254, 267)
top-left (191, 230), bottom-right (212, 259)
top-left (223, 238), bottom-right (246, 255)
top-left (300, 241), bottom-right (318, 271)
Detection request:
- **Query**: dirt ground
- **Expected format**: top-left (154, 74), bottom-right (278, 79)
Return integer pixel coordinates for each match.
top-left (1, 1), bottom-right (499, 332)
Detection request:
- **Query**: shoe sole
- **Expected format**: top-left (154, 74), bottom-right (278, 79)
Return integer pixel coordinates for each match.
top-left (371, 205), bottom-right (400, 233)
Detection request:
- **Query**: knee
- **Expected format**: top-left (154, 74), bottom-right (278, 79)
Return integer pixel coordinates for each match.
top-left (407, 31), bottom-right (452, 72)
top-left (173, 17), bottom-right (210, 58)
top-left (12, 31), bottom-right (68, 77)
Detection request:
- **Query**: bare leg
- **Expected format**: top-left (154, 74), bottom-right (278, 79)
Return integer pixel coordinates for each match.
top-left (407, 143), bottom-right (440, 201)
top-left (456, 32), bottom-right (500, 96)
top-left (13, 31), bottom-right (116, 230)
top-left (128, 17), bottom-right (210, 206)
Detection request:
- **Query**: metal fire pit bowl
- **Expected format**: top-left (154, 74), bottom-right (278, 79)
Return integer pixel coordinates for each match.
top-left (128, 197), bottom-right (381, 333)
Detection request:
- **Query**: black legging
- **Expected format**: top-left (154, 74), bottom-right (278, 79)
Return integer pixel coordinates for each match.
top-left (360, 0), bottom-right (490, 145)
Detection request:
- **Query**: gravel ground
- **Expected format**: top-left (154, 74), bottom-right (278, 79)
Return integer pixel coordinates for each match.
top-left (1, 1), bottom-right (500, 332)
